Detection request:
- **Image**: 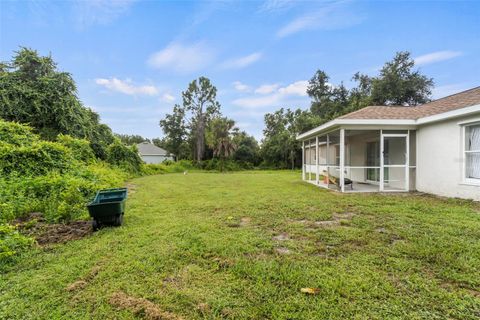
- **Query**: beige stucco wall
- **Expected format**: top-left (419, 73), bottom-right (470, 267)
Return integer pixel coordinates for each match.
top-left (416, 116), bottom-right (480, 201)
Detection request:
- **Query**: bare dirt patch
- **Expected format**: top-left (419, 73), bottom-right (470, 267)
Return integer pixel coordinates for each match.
top-left (66, 264), bottom-right (102, 292)
top-left (239, 217), bottom-right (251, 226)
top-left (275, 247), bottom-right (291, 255)
top-left (291, 212), bottom-right (356, 228)
top-left (109, 291), bottom-right (183, 320)
top-left (272, 233), bottom-right (290, 241)
top-left (14, 213), bottom-right (92, 246)
top-left (66, 280), bottom-right (87, 292)
top-left (311, 212), bottom-right (356, 227)
top-left (125, 183), bottom-right (137, 195)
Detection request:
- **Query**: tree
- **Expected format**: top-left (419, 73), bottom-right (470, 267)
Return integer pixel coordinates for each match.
top-left (0, 48), bottom-right (114, 158)
top-left (307, 70), bottom-right (350, 121)
top-left (232, 131), bottom-right (260, 165)
top-left (261, 108), bottom-right (316, 169)
top-left (159, 104), bottom-right (189, 159)
top-left (206, 117), bottom-right (237, 159)
top-left (182, 77), bottom-right (220, 162)
top-left (159, 77), bottom-right (220, 162)
top-left (260, 51), bottom-right (436, 169)
top-left (369, 51), bottom-right (434, 106)
top-left (115, 134), bottom-right (150, 145)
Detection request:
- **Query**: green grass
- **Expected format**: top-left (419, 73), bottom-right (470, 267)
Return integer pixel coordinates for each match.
top-left (1, 171), bottom-right (480, 319)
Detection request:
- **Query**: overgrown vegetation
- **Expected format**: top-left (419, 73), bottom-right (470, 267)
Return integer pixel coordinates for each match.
top-left (0, 120), bottom-right (128, 223)
top-left (1, 172), bottom-right (478, 319)
top-left (0, 47), bottom-right (115, 159)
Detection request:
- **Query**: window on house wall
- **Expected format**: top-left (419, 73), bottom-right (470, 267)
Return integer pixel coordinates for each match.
top-left (465, 124), bottom-right (480, 182)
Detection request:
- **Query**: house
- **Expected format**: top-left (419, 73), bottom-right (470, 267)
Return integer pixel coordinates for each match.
top-left (297, 87), bottom-right (480, 201)
top-left (136, 142), bottom-right (174, 164)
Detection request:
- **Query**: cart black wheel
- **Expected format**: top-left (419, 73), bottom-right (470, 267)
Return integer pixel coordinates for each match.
top-left (114, 214), bottom-right (123, 226)
top-left (92, 219), bottom-right (100, 231)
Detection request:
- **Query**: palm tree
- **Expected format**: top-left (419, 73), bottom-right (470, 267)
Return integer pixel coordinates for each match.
top-left (206, 117), bottom-right (237, 171)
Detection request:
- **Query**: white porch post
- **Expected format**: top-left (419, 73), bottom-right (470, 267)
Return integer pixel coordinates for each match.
top-left (315, 136), bottom-right (319, 185)
top-left (340, 129), bottom-right (345, 192)
top-left (379, 130), bottom-right (384, 191)
top-left (302, 140), bottom-right (305, 181)
top-left (326, 134), bottom-right (330, 187)
top-left (406, 130), bottom-right (410, 191)
top-left (308, 139), bottom-right (312, 181)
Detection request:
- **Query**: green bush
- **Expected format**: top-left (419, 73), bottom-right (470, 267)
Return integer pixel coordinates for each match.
top-left (0, 163), bottom-right (128, 222)
top-left (0, 224), bottom-right (34, 264)
top-left (141, 160), bottom-right (194, 175)
top-left (0, 140), bottom-right (74, 176)
top-left (0, 120), bottom-right (38, 146)
top-left (196, 159), bottom-right (252, 172)
top-left (106, 140), bottom-right (143, 173)
top-left (57, 134), bottom-right (95, 164)
top-left (0, 120), bottom-right (130, 222)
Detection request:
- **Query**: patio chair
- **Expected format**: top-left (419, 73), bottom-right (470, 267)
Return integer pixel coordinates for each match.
top-left (327, 175), bottom-right (353, 190)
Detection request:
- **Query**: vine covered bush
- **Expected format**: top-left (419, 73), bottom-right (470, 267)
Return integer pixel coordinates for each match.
top-left (57, 134), bottom-right (96, 164)
top-left (106, 140), bottom-right (143, 173)
top-left (0, 224), bottom-right (34, 264)
top-left (0, 120), bottom-right (128, 222)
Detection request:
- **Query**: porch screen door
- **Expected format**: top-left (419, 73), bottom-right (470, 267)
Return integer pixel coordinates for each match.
top-left (381, 134), bottom-right (409, 191)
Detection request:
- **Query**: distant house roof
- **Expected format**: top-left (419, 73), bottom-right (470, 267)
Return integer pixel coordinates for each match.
top-left (339, 86), bottom-right (480, 120)
top-left (136, 142), bottom-right (170, 156)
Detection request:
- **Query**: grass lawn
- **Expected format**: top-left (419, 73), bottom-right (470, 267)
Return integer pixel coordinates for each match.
top-left (1, 171), bottom-right (480, 319)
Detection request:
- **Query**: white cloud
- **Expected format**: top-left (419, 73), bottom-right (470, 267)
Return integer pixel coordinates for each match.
top-left (161, 93), bottom-right (175, 103)
top-left (147, 41), bottom-right (215, 73)
top-left (277, 2), bottom-right (364, 38)
top-left (233, 81), bottom-right (251, 92)
top-left (233, 80), bottom-right (309, 108)
top-left (255, 83), bottom-right (279, 94)
top-left (221, 52), bottom-right (262, 69)
top-left (73, 0), bottom-right (136, 29)
top-left (414, 51), bottom-right (463, 66)
top-left (278, 80), bottom-right (308, 96)
top-left (95, 77), bottom-right (158, 96)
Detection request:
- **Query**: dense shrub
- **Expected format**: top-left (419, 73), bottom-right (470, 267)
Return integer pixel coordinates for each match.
top-left (0, 120), bottom-right (129, 223)
top-left (141, 160), bottom-right (194, 175)
top-left (106, 140), bottom-right (143, 173)
top-left (57, 134), bottom-right (95, 163)
top-left (0, 224), bottom-right (34, 264)
top-left (0, 140), bottom-right (74, 176)
top-left (0, 120), bottom-right (38, 146)
top-left (196, 159), bottom-right (254, 171)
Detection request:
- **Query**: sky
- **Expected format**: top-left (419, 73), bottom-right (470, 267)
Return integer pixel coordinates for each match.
top-left (1, 0), bottom-right (479, 140)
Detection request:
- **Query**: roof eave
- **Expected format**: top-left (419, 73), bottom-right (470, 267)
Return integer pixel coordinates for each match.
top-left (416, 103), bottom-right (480, 125)
top-left (296, 119), bottom-right (416, 140)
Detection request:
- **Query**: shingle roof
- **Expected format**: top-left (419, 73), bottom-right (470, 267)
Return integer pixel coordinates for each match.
top-left (339, 86), bottom-right (480, 120)
top-left (136, 142), bottom-right (169, 155)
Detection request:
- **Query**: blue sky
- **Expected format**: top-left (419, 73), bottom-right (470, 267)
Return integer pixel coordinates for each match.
top-left (1, 0), bottom-right (479, 140)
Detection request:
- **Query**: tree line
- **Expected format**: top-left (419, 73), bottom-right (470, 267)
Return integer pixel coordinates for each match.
top-left (1, 48), bottom-right (433, 170)
top-left (157, 51), bottom-right (433, 168)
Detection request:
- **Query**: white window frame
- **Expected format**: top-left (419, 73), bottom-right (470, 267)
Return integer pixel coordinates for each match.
top-left (462, 122), bottom-right (480, 185)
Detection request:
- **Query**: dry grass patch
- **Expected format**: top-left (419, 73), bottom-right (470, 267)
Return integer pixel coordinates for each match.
top-left (109, 291), bottom-right (182, 320)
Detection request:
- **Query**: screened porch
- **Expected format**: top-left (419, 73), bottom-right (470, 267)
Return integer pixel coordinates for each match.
top-left (302, 129), bottom-right (416, 193)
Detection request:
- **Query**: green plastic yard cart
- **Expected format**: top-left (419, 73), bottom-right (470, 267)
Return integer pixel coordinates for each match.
top-left (87, 188), bottom-right (128, 231)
